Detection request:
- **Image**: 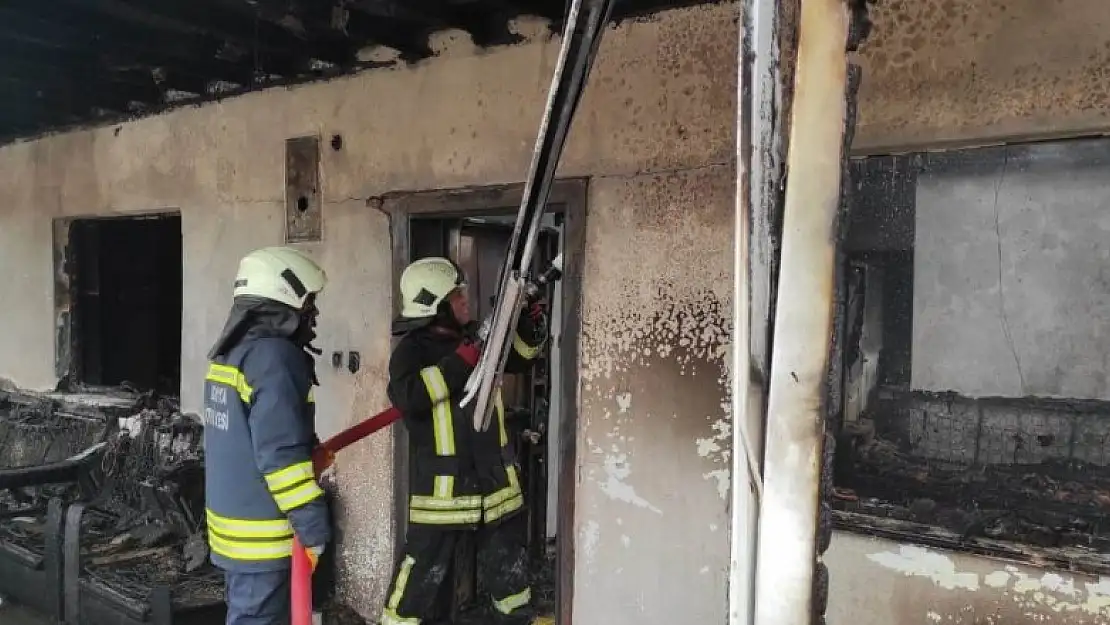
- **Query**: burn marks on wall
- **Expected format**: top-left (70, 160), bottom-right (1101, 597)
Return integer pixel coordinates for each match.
top-left (575, 165), bottom-right (732, 622)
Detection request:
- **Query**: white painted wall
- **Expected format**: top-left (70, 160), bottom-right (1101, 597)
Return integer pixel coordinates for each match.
top-left (827, 531), bottom-right (1110, 624)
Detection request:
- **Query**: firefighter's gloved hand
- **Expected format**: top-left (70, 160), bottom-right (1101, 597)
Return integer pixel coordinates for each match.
top-left (455, 341), bottom-right (481, 368)
top-left (305, 544), bottom-right (325, 572)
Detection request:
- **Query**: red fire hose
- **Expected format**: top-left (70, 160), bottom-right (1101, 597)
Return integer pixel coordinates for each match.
top-left (291, 406), bottom-right (404, 624)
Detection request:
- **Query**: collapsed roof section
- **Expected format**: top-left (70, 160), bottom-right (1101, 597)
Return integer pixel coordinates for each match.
top-left (0, 0), bottom-right (716, 144)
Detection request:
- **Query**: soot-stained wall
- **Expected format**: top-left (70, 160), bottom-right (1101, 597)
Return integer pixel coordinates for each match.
top-left (576, 165), bottom-right (734, 624)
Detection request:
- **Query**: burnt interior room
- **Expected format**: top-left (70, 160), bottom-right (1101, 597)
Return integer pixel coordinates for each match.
top-left (833, 137), bottom-right (1110, 568)
top-left (63, 214), bottom-right (183, 396)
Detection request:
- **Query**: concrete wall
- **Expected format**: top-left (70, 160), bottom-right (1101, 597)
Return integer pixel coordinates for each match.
top-left (826, 531), bottom-right (1110, 625)
top-left (856, 0), bottom-right (1110, 152)
top-left (576, 166), bottom-right (734, 623)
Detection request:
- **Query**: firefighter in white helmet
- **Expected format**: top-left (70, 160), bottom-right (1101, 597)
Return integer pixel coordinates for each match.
top-left (203, 246), bottom-right (332, 625)
top-left (383, 256), bottom-right (548, 625)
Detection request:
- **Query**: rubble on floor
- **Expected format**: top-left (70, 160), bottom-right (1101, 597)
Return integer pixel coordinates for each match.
top-left (0, 386), bottom-right (224, 617)
top-left (836, 422), bottom-right (1110, 571)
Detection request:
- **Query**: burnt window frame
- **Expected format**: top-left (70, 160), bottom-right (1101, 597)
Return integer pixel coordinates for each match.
top-left (52, 211), bottom-right (184, 395)
top-left (833, 137), bottom-right (1110, 577)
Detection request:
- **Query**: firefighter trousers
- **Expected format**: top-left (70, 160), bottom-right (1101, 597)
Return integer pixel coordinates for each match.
top-left (224, 569), bottom-right (290, 625)
top-left (382, 512), bottom-right (532, 624)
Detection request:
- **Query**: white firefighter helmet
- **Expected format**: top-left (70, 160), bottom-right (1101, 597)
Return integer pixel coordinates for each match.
top-left (233, 247), bottom-right (327, 310)
top-left (398, 257), bottom-right (466, 319)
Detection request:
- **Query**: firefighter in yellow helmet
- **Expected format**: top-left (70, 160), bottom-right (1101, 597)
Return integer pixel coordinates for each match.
top-left (383, 257), bottom-right (548, 625)
top-left (203, 247), bottom-right (332, 625)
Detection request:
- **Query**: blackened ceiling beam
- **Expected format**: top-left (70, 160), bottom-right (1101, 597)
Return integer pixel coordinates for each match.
top-left (339, 6), bottom-right (433, 60)
top-left (0, 74), bottom-right (156, 120)
top-left (0, 36), bottom-right (243, 99)
top-left (0, 13), bottom-right (258, 90)
top-left (0, 5), bottom-right (301, 81)
top-left (351, 0), bottom-right (523, 47)
top-left (241, 0), bottom-right (434, 62)
top-left (60, 0), bottom-right (355, 67)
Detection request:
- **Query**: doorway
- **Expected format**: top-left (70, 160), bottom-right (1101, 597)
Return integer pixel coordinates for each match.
top-left (54, 213), bottom-right (183, 396)
top-left (384, 180), bottom-right (587, 623)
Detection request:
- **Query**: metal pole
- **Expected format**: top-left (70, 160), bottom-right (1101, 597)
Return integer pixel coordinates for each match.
top-left (753, 0), bottom-right (852, 623)
top-left (729, 0), bottom-right (758, 617)
top-left (729, 0), bottom-right (786, 623)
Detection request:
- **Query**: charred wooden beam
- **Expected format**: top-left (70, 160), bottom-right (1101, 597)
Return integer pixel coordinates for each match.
top-left (0, 75), bottom-right (158, 117)
top-left (0, 5), bottom-right (301, 80)
top-left (336, 5), bottom-right (434, 61)
top-left (352, 0), bottom-right (522, 47)
top-left (57, 0), bottom-right (355, 67)
top-left (0, 45), bottom-right (225, 101)
top-left (0, 18), bottom-right (256, 88)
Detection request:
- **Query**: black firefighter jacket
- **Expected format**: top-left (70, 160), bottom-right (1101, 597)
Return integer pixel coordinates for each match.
top-left (388, 313), bottom-right (546, 530)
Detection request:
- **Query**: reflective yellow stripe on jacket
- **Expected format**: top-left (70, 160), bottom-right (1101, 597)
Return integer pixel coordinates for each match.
top-left (512, 331), bottom-right (542, 360)
top-left (409, 365), bottom-right (483, 525)
top-left (484, 463), bottom-right (524, 523)
top-left (483, 390), bottom-right (522, 521)
top-left (206, 363), bottom-right (254, 403)
top-left (207, 362), bottom-right (315, 405)
top-left (206, 509), bottom-right (294, 561)
top-left (264, 461), bottom-right (326, 513)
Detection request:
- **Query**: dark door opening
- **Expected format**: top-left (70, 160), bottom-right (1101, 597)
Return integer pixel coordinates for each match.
top-left (63, 214), bottom-right (183, 396)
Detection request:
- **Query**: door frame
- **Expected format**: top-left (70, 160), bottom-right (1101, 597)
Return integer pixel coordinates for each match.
top-left (381, 178), bottom-right (589, 624)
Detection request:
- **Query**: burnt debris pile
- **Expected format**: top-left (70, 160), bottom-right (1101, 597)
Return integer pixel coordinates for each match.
top-left (836, 388), bottom-right (1110, 557)
top-left (0, 391), bottom-right (113, 550)
top-left (0, 388), bottom-right (226, 620)
top-left (80, 404), bottom-right (220, 609)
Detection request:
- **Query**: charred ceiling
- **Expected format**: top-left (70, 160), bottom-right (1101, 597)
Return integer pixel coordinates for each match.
top-left (0, 0), bottom-right (713, 143)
